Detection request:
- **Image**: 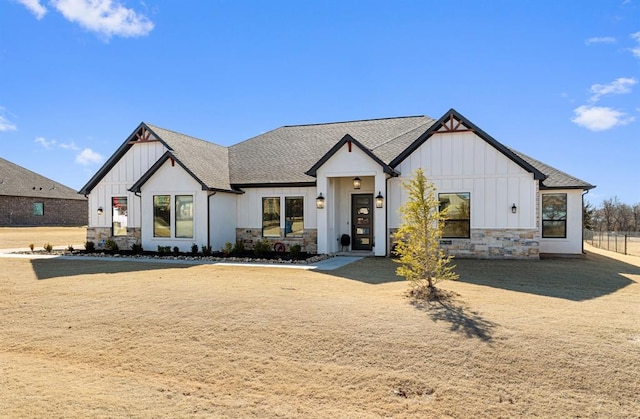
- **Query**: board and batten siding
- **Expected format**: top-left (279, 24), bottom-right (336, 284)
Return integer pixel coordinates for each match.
top-left (389, 131), bottom-right (537, 230)
top-left (139, 159), bottom-right (209, 252)
top-left (88, 141), bottom-right (167, 229)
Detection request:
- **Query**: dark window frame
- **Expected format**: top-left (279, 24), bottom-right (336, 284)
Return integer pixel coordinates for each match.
top-left (175, 195), bottom-right (194, 239)
top-left (262, 197), bottom-right (281, 238)
top-left (112, 196), bottom-right (128, 236)
top-left (284, 196), bottom-right (304, 238)
top-left (542, 193), bottom-right (567, 238)
top-left (153, 195), bottom-right (171, 238)
top-left (439, 192), bottom-right (471, 239)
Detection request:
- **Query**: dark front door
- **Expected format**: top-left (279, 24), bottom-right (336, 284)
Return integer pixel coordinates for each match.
top-left (352, 194), bottom-right (373, 251)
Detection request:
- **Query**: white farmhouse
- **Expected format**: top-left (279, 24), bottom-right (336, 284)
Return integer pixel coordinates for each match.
top-left (79, 109), bottom-right (594, 258)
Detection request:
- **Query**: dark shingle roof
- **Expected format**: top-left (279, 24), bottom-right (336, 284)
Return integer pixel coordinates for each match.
top-left (143, 124), bottom-right (232, 192)
top-left (0, 157), bottom-right (85, 200)
top-left (229, 116), bottom-right (435, 185)
top-left (510, 148), bottom-right (595, 190)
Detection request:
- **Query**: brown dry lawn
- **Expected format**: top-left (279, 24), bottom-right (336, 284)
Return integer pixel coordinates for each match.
top-left (0, 229), bottom-right (639, 418)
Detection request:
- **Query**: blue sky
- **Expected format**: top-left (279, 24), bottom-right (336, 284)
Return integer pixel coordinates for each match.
top-left (1, 0), bottom-right (638, 206)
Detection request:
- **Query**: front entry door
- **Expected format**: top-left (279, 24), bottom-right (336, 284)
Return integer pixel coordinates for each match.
top-left (352, 194), bottom-right (373, 251)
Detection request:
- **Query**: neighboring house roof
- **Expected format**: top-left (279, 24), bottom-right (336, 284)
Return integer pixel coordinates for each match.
top-left (0, 157), bottom-right (85, 200)
top-left (79, 109), bottom-right (594, 194)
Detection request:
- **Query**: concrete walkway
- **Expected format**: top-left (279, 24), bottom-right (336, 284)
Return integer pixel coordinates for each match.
top-left (0, 246), bottom-right (362, 271)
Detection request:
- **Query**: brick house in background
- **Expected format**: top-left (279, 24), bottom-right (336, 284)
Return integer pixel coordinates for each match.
top-left (0, 157), bottom-right (87, 226)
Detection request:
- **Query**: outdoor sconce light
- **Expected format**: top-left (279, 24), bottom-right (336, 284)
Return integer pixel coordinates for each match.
top-left (353, 177), bottom-right (361, 190)
top-left (511, 203), bottom-right (517, 214)
top-left (97, 207), bottom-right (104, 215)
top-left (316, 193), bottom-right (325, 209)
top-left (375, 191), bottom-right (384, 208)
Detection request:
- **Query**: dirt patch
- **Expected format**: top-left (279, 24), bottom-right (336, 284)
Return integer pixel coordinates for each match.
top-left (0, 234), bottom-right (639, 417)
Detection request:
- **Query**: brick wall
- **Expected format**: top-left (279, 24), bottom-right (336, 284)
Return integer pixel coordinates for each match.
top-left (0, 196), bottom-right (87, 226)
top-left (235, 228), bottom-right (318, 254)
top-left (389, 227), bottom-right (540, 259)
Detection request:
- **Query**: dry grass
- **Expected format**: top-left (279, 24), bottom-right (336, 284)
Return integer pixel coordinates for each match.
top-left (0, 231), bottom-right (639, 417)
top-left (0, 226), bottom-right (87, 250)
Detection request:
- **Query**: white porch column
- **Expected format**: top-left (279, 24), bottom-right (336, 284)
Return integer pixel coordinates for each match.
top-left (316, 176), bottom-right (329, 254)
top-left (373, 173), bottom-right (387, 256)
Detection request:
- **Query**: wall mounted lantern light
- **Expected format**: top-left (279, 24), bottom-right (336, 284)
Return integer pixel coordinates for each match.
top-left (375, 191), bottom-right (384, 208)
top-left (97, 207), bottom-right (104, 215)
top-left (316, 193), bottom-right (325, 209)
top-left (511, 203), bottom-right (517, 214)
top-left (353, 177), bottom-right (361, 190)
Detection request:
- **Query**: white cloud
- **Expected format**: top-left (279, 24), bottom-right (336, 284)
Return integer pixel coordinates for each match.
top-left (589, 77), bottom-right (637, 102)
top-left (76, 148), bottom-right (104, 165)
top-left (15, 0), bottom-right (47, 20)
top-left (59, 140), bottom-right (80, 150)
top-left (0, 115), bottom-right (17, 132)
top-left (51, 0), bottom-right (154, 39)
top-left (35, 136), bottom-right (56, 149)
top-left (571, 105), bottom-right (635, 131)
top-left (631, 32), bottom-right (640, 58)
top-left (585, 36), bottom-right (616, 45)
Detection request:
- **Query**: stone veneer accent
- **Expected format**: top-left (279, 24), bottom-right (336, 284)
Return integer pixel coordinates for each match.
top-left (86, 227), bottom-right (141, 250)
top-left (389, 228), bottom-right (540, 259)
top-left (235, 228), bottom-right (318, 254)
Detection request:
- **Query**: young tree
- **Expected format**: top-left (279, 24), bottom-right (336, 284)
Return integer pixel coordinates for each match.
top-left (393, 168), bottom-right (458, 298)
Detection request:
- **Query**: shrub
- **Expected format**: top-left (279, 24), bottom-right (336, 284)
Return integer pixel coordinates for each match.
top-left (29, 243), bottom-right (34, 252)
top-left (289, 244), bottom-right (302, 259)
top-left (253, 239), bottom-right (270, 257)
top-left (173, 246), bottom-right (180, 256)
top-left (131, 243), bottom-right (143, 254)
top-left (157, 245), bottom-right (171, 254)
top-left (85, 241), bottom-right (95, 252)
top-left (232, 240), bottom-right (245, 255)
top-left (201, 245), bottom-right (212, 256)
top-left (222, 242), bottom-right (233, 255)
top-left (67, 245), bottom-right (74, 252)
top-left (43, 243), bottom-right (53, 253)
top-left (191, 243), bottom-right (199, 256)
top-left (105, 239), bottom-right (119, 252)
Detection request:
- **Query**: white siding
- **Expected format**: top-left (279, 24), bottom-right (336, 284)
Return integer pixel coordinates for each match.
top-left (539, 189), bottom-right (584, 254)
top-left (236, 186), bottom-right (317, 229)
top-left (210, 192), bottom-right (237, 251)
top-left (88, 141), bottom-right (166, 228)
top-left (139, 160), bottom-right (208, 252)
top-left (390, 131), bottom-right (537, 230)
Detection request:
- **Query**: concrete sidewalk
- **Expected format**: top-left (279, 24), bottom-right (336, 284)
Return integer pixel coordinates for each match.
top-left (0, 247), bottom-right (362, 271)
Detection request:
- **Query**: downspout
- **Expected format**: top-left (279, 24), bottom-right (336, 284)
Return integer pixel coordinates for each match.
top-left (208, 191), bottom-right (216, 249)
top-left (582, 189), bottom-right (589, 254)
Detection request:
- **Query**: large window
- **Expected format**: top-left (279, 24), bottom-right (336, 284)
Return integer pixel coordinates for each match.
top-left (262, 197), bottom-right (281, 237)
top-left (153, 195), bottom-right (171, 237)
top-left (112, 197), bottom-right (127, 236)
top-left (542, 193), bottom-right (567, 238)
top-left (175, 195), bottom-right (194, 238)
top-left (439, 193), bottom-right (471, 238)
top-left (285, 197), bottom-right (304, 237)
top-left (262, 196), bottom-right (304, 238)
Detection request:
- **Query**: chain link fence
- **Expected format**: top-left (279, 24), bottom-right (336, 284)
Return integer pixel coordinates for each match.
top-left (584, 229), bottom-right (640, 257)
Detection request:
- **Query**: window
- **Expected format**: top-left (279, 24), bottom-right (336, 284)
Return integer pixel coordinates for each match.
top-left (153, 195), bottom-right (171, 237)
top-left (175, 195), bottom-right (194, 238)
top-left (32, 202), bottom-right (44, 216)
top-left (542, 193), bottom-right (567, 238)
top-left (439, 193), bottom-right (471, 238)
top-left (285, 197), bottom-right (304, 237)
top-left (262, 197), bottom-right (281, 237)
top-left (262, 196), bottom-right (305, 238)
top-left (112, 197), bottom-right (127, 236)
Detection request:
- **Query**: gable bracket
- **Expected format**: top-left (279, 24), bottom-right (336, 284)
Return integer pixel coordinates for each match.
top-left (436, 114), bottom-right (474, 133)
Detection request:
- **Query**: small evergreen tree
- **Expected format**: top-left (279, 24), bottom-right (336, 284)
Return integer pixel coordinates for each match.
top-left (393, 168), bottom-right (458, 298)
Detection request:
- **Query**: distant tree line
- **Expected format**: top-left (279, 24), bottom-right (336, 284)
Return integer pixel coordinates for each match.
top-left (584, 197), bottom-right (640, 232)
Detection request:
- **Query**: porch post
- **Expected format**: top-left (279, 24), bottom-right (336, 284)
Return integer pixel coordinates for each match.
top-left (316, 176), bottom-right (328, 254)
top-left (374, 173), bottom-right (387, 256)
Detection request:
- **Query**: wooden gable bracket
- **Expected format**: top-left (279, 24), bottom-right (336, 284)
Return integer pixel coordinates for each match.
top-left (130, 127), bottom-right (155, 144)
top-left (436, 114), bottom-right (474, 134)
top-left (347, 138), bottom-right (352, 152)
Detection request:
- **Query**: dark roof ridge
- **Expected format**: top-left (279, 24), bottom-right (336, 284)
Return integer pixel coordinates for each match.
top-left (283, 115), bottom-right (427, 128)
